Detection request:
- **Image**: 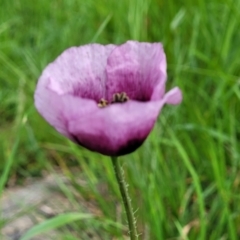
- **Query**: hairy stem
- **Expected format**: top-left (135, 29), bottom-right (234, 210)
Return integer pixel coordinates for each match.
top-left (111, 156), bottom-right (138, 240)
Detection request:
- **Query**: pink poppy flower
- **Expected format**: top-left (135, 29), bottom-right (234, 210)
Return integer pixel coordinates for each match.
top-left (34, 41), bottom-right (182, 156)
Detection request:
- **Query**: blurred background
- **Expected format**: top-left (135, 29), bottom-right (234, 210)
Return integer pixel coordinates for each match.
top-left (0, 0), bottom-right (240, 239)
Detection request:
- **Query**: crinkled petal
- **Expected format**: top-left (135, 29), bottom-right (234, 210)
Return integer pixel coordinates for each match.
top-left (38, 44), bottom-right (116, 102)
top-left (35, 86), bottom-right (181, 156)
top-left (67, 100), bottom-right (166, 156)
top-left (34, 87), bottom-right (99, 140)
top-left (106, 41), bottom-right (166, 102)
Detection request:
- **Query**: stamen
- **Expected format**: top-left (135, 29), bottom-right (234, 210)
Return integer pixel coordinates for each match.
top-left (112, 92), bottom-right (129, 103)
top-left (97, 98), bottom-right (109, 108)
top-left (97, 92), bottom-right (129, 108)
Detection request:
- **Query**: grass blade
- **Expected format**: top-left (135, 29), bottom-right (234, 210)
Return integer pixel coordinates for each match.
top-left (20, 213), bottom-right (94, 240)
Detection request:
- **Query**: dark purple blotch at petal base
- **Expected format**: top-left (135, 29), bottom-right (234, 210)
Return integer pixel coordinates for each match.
top-left (72, 133), bottom-right (144, 156)
top-left (34, 41), bottom-right (182, 156)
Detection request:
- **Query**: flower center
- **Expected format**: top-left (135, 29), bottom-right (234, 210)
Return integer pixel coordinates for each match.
top-left (97, 92), bottom-right (129, 108)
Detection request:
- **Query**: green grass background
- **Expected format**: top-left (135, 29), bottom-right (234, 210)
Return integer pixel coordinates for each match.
top-left (1, 0), bottom-right (240, 239)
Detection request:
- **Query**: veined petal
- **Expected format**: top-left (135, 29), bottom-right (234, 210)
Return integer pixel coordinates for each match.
top-left (34, 87), bottom-right (98, 140)
top-left (106, 41), bottom-right (167, 102)
top-left (67, 100), bottom-right (166, 156)
top-left (37, 44), bottom-right (116, 101)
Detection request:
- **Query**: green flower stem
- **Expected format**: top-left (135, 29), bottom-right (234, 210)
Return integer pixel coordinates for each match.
top-left (111, 156), bottom-right (138, 240)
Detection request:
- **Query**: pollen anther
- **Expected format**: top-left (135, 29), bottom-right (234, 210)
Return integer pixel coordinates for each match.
top-left (97, 98), bottom-right (109, 108)
top-left (97, 92), bottom-right (129, 108)
top-left (112, 92), bottom-right (129, 103)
